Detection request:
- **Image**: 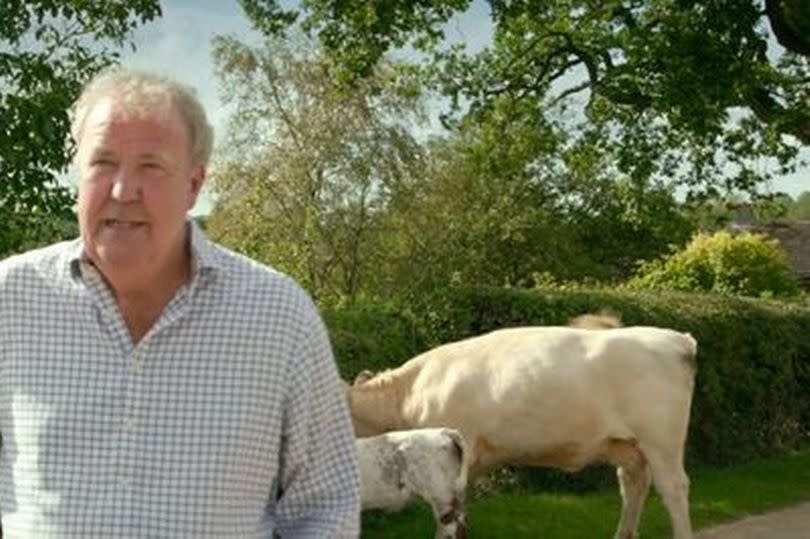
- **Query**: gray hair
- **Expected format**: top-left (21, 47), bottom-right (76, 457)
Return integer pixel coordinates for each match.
top-left (71, 67), bottom-right (214, 166)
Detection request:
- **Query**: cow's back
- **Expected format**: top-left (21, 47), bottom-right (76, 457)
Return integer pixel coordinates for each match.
top-left (399, 326), bottom-right (696, 471)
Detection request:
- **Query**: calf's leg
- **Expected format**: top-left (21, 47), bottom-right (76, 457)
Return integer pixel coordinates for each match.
top-left (432, 497), bottom-right (466, 539)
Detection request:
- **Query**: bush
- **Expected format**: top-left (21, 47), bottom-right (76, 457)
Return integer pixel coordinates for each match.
top-left (323, 302), bottom-right (427, 381)
top-left (627, 231), bottom-right (803, 299)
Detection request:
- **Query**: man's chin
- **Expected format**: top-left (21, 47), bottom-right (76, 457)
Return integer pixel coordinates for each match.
top-left (92, 246), bottom-right (148, 274)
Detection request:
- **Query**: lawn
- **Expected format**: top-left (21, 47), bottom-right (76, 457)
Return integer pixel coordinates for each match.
top-left (361, 449), bottom-right (810, 538)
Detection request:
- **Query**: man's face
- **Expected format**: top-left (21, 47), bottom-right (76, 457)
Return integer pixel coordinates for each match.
top-left (75, 97), bottom-right (204, 286)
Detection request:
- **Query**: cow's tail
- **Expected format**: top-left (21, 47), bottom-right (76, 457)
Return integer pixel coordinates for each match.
top-left (680, 332), bottom-right (698, 374)
top-left (568, 310), bottom-right (622, 329)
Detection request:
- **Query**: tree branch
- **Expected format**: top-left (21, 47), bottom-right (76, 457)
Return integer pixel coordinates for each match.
top-left (746, 87), bottom-right (810, 144)
top-left (765, 0), bottom-right (810, 56)
top-left (547, 80), bottom-right (592, 108)
top-left (484, 32), bottom-right (599, 103)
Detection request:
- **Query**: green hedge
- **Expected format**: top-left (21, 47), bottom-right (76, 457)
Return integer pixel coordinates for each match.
top-left (326, 287), bottom-right (810, 491)
top-left (323, 302), bottom-right (427, 381)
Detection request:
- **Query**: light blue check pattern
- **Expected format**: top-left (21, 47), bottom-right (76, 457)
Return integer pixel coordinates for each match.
top-left (0, 222), bottom-right (361, 538)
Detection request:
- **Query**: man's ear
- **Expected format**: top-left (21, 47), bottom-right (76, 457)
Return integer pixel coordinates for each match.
top-left (187, 163), bottom-right (206, 209)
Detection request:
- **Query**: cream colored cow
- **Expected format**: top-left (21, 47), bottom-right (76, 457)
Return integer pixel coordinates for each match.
top-left (347, 324), bottom-right (697, 539)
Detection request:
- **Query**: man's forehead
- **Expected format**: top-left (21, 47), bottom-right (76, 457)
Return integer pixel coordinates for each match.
top-left (81, 100), bottom-right (187, 149)
top-left (84, 97), bottom-right (184, 135)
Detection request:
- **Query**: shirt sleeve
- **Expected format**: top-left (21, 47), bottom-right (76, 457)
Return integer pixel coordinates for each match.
top-left (274, 301), bottom-right (361, 538)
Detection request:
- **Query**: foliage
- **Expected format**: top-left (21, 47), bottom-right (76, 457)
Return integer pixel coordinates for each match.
top-left (678, 191), bottom-right (800, 231)
top-left (787, 191), bottom-right (810, 220)
top-left (206, 35), bottom-right (426, 303)
top-left (2, 209), bottom-right (78, 256)
top-left (0, 0), bottom-right (162, 258)
top-left (372, 98), bottom-right (694, 302)
top-left (628, 230), bottom-right (803, 298)
top-left (323, 303), bottom-right (427, 381)
top-left (375, 100), bottom-right (584, 296)
top-left (551, 127), bottom-right (695, 278)
top-left (241, 0), bottom-right (809, 202)
top-left (766, 0), bottom-right (810, 56)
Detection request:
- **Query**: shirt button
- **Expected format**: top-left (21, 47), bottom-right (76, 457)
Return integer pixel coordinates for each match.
top-left (124, 418), bottom-right (137, 431)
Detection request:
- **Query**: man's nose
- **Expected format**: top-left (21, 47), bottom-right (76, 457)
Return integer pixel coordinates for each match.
top-left (110, 167), bottom-right (141, 202)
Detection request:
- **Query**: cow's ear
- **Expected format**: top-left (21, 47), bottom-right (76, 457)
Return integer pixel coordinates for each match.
top-left (354, 369), bottom-right (376, 385)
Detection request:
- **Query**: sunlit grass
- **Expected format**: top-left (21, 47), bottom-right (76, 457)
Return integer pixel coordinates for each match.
top-left (362, 450), bottom-right (810, 538)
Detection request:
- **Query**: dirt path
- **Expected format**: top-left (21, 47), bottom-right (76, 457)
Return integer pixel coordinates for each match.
top-left (695, 501), bottom-right (810, 539)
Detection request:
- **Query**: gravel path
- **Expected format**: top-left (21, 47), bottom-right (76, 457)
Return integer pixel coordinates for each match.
top-left (695, 501), bottom-right (810, 539)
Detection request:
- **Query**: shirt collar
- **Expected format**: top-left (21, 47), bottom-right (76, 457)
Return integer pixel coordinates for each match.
top-left (188, 218), bottom-right (221, 277)
top-left (66, 218), bottom-right (224, 283)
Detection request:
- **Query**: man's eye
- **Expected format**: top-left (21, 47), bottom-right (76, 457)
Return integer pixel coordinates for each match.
top-left (91, 159), bottom-right (115, 167)
top-left (142, 162), bottom-right (163, 170)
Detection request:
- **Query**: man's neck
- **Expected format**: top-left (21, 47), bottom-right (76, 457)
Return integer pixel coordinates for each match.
top-left (113, 256), bottom-right (190, 343)
top-left (101, 235), bottom-right (193, 344)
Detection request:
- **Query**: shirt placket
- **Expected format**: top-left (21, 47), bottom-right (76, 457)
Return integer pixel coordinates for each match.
top-left (77, 259), bottom-right (199, 534)
top-left (79, 263), bottom-right (144, 531)
top-left (118, 345), bottom-right (146, 484)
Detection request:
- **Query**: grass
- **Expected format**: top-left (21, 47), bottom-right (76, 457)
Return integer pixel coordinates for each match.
top-left (361, 450), bottom-right (810, 538)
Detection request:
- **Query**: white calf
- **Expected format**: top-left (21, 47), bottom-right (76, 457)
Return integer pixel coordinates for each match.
top-left (358, 427), bottom-right (468, 539)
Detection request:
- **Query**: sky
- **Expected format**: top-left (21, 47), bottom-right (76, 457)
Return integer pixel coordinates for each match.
top-left (117, 1), bottom-right (808, 214)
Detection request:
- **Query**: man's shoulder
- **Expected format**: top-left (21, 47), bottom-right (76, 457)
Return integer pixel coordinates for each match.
top-left (207, 242), bottom-right (312, 303)
top-left (0, 240), bottom-right (78, 286)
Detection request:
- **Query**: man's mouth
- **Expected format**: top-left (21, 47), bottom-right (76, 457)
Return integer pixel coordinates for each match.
top-left (103, 219), bottom-right (147, 229)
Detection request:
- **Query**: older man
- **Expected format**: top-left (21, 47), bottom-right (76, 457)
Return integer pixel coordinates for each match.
top-left (0, 68), bottom-right (360, 537)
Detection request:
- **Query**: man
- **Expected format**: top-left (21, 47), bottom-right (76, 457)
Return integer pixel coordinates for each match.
top-left (0, 68), bottom-right (361, 537)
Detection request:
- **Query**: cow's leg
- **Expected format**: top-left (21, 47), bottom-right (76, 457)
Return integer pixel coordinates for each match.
top-left (643, 446), bottom-right (692, 539)
top-left (607, 440), bottom-right (651, 539)
top-left (615, 460), bottom-right (651, 539)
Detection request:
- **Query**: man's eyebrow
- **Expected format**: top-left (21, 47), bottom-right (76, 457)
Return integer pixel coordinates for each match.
top-left (89, 149), bottom-right (116, 159)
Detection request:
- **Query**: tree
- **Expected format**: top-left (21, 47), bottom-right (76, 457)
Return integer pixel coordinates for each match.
top-left (1, 0), bottom-right (161, 257)
top-left (766, 0), bottom-right (810, 56)
top-left (377, 101), bottom-right (583, 296)
top-left (206, 36), bottom-right (425, 303)
top-left (786, 191), bottom-right (810, 220)
top-left (376, 94), bottom-right (693, 299)
top-left (240, 0), bottom-right (808, 201)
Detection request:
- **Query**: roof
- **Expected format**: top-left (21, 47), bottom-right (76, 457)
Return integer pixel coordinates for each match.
top-left (732, 220), bottom-right (810, 286)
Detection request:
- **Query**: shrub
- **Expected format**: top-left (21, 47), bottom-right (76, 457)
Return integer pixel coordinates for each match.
top-left (323, 302), bottom-right (426, 380)
top-left (627, 231), bottom-right (803, 299)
